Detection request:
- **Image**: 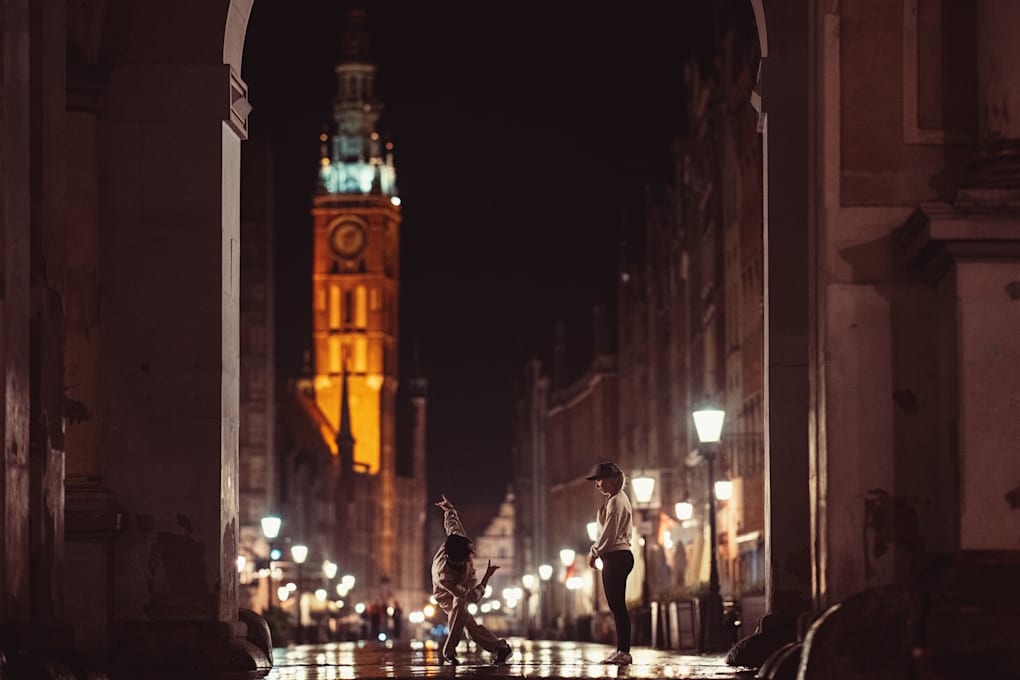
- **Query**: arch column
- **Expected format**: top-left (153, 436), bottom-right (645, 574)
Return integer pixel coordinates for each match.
top-left (98, 61), bottom-right (267, 675)
top-left (727, 0), bottom-right (815, 667)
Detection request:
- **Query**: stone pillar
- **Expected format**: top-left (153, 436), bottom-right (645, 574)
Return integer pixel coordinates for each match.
top-left (726, 0), bottom-right (814, 668)
top-left (970, 0), bottom-right (1020, 187)
top-left (98, 62), bottom-right (267, 675)
top-left (1, 0), bottom-right (33, 631)
top-left (760, 0), bottom-right (813, 619)
top-left (64, 61), bottom-right (124, 657)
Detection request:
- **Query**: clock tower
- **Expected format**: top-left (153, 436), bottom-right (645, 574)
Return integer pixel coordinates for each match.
top-left (311, 9), bottom-right (402, 589)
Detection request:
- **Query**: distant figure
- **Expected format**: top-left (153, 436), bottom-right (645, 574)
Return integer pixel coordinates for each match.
top-left (391, 601), bottom-right (403, 640)
top-left (431, 494), bottom-right (513, 665)
top-left (369, 600), bottom-right (382, 640)
top-left (585, 461), bottom-right (635, 665)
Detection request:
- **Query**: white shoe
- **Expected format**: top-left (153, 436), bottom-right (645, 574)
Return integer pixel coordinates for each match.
top-left (602, 651), bottom-right (632, 665)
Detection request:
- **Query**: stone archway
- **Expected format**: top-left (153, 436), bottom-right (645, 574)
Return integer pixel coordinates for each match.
top-left (59, 0), bottom-right (264, 675)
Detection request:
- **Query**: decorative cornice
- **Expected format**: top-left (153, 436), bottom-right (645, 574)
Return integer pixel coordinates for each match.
top-left (896, 199), bottom-right (1020, 284)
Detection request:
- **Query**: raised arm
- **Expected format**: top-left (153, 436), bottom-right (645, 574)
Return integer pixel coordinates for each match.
top-left (436, 494), bottom-right (467, 537)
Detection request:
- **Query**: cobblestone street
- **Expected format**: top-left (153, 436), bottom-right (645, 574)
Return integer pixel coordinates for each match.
top-left (265, 640), bottom-right (752, 680)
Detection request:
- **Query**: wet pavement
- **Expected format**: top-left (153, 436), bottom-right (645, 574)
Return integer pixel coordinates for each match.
top-left (265, 639), bottom-right (754, 680)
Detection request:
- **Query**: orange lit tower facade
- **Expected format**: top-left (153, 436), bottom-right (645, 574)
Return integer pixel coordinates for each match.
top-left (311, 11), bottom-right (402, 594)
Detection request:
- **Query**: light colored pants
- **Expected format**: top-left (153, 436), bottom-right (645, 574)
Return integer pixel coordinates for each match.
top-left (440, 595), bottom-right (500, 657)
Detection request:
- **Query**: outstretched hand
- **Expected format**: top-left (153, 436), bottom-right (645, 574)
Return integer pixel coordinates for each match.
top-left (484, 560), bottom-right (500, 578)
top-left (435, 494), bottom-right (454, 510)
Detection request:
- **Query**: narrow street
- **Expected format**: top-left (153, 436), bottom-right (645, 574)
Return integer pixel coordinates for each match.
top-left (265, 640), bottom-right (751, 680)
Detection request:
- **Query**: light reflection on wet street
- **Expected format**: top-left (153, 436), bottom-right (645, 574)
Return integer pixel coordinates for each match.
top-left (265, 639), bottom-right (752, 680)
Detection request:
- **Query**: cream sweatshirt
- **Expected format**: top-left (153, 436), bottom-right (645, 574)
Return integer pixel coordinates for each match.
top-left (589, 490), bottom-right (634, 558)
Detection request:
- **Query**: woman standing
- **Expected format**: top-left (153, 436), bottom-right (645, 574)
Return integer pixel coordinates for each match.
top-left (586, 461), bottom-right (635, 665)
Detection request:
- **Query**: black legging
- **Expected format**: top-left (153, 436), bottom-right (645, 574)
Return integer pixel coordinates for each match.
top-left (601, 549), bottom-right (634, 653)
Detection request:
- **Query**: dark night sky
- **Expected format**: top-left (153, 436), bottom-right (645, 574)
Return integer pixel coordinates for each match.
top-left (243, 2), bottom-right (706, 504)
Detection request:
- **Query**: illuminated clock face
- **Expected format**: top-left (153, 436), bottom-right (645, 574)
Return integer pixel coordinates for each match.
top-left (329, 221), bottom-right (367, 258)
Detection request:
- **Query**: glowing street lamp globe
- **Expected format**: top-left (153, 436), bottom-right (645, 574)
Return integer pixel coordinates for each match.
top-left (675, 501), bottom-right (694, 521)
top-left (291, 544), bottom-right (309, 565)
top-left (693, 407), bottom-right (726, 444)
top-left (538, 564), bottom-right (554, 581)
top-left (631, 476), bottom-right (656, 504)
top-left (260, 516), bottom-right (282, 540)
top-left (559, 548), bottom-right (576, 567)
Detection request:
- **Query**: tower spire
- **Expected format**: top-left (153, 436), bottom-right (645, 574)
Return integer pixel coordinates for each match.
top-left (319, 9), bottom-right (398, 197)
top-left (337, 364), bottom-right (356, 473)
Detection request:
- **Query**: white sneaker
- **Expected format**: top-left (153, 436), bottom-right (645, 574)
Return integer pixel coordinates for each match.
top-left (603, 651), bottom-right (632, 665)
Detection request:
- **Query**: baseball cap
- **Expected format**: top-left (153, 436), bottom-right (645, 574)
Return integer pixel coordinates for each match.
top-left (585, 461), bottom-right (622, 480)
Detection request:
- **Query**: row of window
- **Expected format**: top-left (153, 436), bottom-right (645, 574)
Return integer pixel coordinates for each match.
top-left (316, 284), bottom-right (393, 331)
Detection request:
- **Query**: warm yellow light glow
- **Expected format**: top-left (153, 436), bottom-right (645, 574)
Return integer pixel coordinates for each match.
top-left (329, 285), bottom-right (341, 329)
top-left (586, 521), bottom-right (599, 542)
top-left (559, 548), bottom-right (575, 567)
top-left (538, 564), bottom-right (553, 580)
top-left (355, 286), bottom-right (367, 328)
top-left (354, 337), bottom-right (367, 372)
top-left (423, 604), bottom-right (435, 617)
top-left (522, 574), bottom-right (536, 589)
top-left (328, 337), bottom-right (341, 374)
top-left (320, 157), bottom-right (330, 167)
top-left (320, 133), bottom-right (328, 142)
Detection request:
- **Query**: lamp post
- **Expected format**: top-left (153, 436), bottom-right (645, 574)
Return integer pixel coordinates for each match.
top-left (692, 404), bottom-right (727, 653)
top-left (291, 544), bottom-right (309, 643)
top-left (538, 563), bottom-right (553, 631)
top-left (631, 473), bottom-right (657, 609)
top-left (559, 548), bottom-right (576, 635)
top-left (586, 521), bottom-right (601, 615)
top-left (260, 515), bottom-right (282, 610)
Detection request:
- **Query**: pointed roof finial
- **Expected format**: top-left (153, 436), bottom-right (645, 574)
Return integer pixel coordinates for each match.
top-left (337, 359), bottom-right (356, 450)
top-left (343, 9), bottom-right (370, 62)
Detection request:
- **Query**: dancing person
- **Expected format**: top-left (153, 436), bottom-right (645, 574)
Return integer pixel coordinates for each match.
top-left (431, 494), bottom-right (513, 665)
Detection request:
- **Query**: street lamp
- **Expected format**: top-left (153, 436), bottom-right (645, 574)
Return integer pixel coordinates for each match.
top-left (631, 473), bottom-right (657, 609)
top-left (559, 549), bottom-right (576, 635)
top-left (538, 563), bottom-right (554, 631)
top-left (291, 544), bottom-right (309, 643)
top-left (693, 403), bottom-right (727, 652)
top-left (260, 515), bottom-right (282, 610)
